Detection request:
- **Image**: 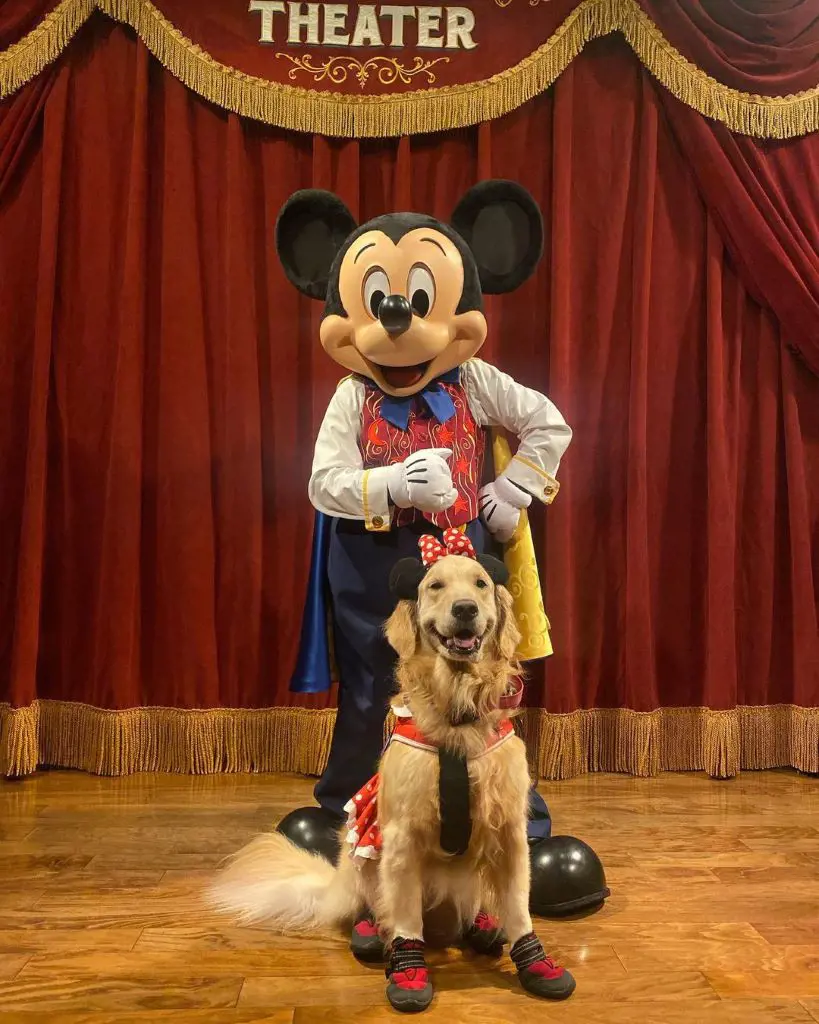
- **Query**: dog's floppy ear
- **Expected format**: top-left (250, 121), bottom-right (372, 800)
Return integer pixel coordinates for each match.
top-left (275, 189), bottom-right (358, 300)
top-left (478, 554), bottom-right (509, 587)
top-left (389, 558), bottom-right (426, 600)
top-left (385, 601), bottom-right (419, 659)
top-left (451, 180), bottom-right (543, 295)
top-left (493, 584), bottom-right (521, 663)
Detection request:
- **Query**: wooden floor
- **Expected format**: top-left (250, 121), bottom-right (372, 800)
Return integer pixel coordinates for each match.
top-left (0, 769), bottom-right (818, 1023)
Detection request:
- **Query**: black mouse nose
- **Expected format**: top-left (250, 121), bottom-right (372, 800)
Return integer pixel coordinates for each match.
top-left (378, 294), bottom-right (413, 337)
top-left (452, 600), bottom-right (478, 622)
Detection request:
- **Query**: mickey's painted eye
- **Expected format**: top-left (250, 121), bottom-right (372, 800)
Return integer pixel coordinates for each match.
top-left (363, 268), bottom-right (390, 319)
top-left (408, 265), bottom-right (435, 318)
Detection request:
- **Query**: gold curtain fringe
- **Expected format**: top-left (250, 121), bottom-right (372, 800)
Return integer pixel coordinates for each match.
top-left (3, 0), bottom-right (819, 139)
top-left (619, 1), bottom-right (819, 140)
top-left (95, 0), bottom-right (615, 139)
top-left (0, 0), bottom-right (93, 99)
top-left (0, 700), bottom-right (335, 778)
top-left (2, 699), bottom-right (817, 780)
top-left (527, 705), bottom-right (819, 781)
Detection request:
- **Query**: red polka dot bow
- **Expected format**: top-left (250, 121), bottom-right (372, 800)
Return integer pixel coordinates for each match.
top-left (418, 527), bottom-right (477, 567)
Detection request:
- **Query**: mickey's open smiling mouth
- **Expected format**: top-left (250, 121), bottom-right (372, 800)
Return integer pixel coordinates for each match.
top-left (373, 361), bottom-right (431, 389)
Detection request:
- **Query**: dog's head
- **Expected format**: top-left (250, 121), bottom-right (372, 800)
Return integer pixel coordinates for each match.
top-left (386, 547), bottom-right (519, 666)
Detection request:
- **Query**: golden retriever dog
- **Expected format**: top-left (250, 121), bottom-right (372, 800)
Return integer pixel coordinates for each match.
top-left (209, 540), bottom-right (576, 1012)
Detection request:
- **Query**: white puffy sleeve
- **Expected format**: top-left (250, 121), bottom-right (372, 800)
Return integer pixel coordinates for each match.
top-left (308, 378), bottom-right (392, 532)
top-left (463, 358), bottom-right (572, 504)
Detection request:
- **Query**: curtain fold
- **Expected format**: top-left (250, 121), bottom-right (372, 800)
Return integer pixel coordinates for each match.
top-left (0, 23), bottom-right (816, 778)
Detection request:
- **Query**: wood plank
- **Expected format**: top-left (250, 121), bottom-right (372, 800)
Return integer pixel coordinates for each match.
top-left (0, 953), bottom-right (30, 979)
top-left (0, 974), bottom-right (244, 1012)
top-left (707, 969), bottom-right (819, 1000)
top-left (0, 929), bottom-right (142, 954)
top-left (294, 1000), bottom-right (816, 1024)
top-left (1, 1012), bottom-right (292, 1024)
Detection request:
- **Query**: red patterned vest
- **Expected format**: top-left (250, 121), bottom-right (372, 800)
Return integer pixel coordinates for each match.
top-left (359, 376), bottom-right (486, 530)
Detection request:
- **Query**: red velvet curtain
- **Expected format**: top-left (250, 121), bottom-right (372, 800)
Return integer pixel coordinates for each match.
top-left (0, 18), bottom-right (817, 732)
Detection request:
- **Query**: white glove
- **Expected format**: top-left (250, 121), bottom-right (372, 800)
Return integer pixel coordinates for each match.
top-left (387, 448), bottom-right (458, 514)
top-left (479, 476), bottom-right (532, 543)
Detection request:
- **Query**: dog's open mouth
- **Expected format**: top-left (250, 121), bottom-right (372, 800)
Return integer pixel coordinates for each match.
top-left (429, 627), bottom-right (484, 657)
top-left (375, 362), bottom-right (430, 390)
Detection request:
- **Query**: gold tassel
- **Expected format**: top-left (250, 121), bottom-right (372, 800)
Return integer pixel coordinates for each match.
top-left (0, 701), bottom-right (40, 776)
top-left (703, 709), bottom-right (740, 779)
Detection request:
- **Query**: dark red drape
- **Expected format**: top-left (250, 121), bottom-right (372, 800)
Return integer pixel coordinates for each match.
top-left (0, 17), bottom-right (817, 724)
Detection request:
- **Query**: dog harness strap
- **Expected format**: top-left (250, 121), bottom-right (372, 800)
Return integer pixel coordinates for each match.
top-left (438, 749), bottom-right (472, 855)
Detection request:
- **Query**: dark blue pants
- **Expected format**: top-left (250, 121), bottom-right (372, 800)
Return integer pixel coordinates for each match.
top-left (314, 517), bottom-right (552, 841)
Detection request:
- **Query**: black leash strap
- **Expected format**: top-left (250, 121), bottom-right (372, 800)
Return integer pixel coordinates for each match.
top-left (438, 749), bottom-right (472, 855)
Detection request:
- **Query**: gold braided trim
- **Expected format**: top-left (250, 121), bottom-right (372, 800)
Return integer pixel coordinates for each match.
top-left (2, 699), bottom-right (816, 780)
top-left (0, 0), bottom-right (94, 98)
top-left (5, 0), bottom-right (818, 138)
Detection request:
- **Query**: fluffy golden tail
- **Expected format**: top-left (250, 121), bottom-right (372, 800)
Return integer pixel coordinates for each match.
top-left (207, 832), bottom-right (360, 932)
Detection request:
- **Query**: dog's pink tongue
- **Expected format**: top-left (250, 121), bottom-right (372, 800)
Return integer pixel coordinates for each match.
top-left (453, 636), bottom-right (477, 649)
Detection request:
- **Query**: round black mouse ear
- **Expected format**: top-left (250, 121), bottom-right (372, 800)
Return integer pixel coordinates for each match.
top-left (451, 179), bottom-right (543, 295)
top-left (478, 554), bottom-right (509, 587)
top-left (389, 558), bottom-right (426, 600)
top-left (275, 189), bottom-right (358, 300)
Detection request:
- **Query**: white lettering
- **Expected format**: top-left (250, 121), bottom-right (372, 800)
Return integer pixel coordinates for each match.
top-left (380, 5), bottom-right (416, 47)
top-left (287, 2), bottom-right (320, 44)
top-left (417, 6), bottom-right (444, 48)
top-left (446, 7), bottom-right (476, 49)
top-left (352, 4), bottom-right (384, 46)
top-left (248, 0), bottom-right (286, 43)
top-left (323, 3), bottom-right (350, 45)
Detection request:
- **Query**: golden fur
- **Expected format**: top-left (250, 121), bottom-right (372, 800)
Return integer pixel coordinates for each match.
top-left (209, 554), bottom-right (537, 948)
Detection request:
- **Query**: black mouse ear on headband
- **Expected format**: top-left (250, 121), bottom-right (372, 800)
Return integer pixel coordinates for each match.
top-left (390, 558), bottom-right (427, 600)
top-left (478, 555), bottom-right (509, 587)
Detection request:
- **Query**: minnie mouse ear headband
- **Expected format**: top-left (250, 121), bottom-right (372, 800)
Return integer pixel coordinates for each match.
top-left (389, 527), bottom-right (509, 601)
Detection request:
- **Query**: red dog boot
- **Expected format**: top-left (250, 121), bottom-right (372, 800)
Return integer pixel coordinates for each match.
top-left (385, 937), bottom-right (433, 1013)
top-left (350, 908), bottom-right (385, 962)
top-left (463, 910), bottom-right (506, 957)
top-left (510, 931), bottom-right (576, 1000)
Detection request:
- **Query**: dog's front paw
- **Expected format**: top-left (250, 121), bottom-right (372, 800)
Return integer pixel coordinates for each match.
top-left (385, 937), bottom-right (434, 1013)
top-left (510, 932), bottom-right (576, 1000)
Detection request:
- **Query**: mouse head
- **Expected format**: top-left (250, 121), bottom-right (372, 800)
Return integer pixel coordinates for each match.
top-left (275, 180), bottom-right (543, 397)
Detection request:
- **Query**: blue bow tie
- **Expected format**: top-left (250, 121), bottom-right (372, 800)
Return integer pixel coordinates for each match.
top-left (379, 368), bottom-right (460, 430)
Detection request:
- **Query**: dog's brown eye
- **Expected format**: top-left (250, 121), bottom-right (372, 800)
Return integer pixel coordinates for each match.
top-left (428, 581), bottom-right (444, 591)
top-left (476, 578), bottom-right (488, 589)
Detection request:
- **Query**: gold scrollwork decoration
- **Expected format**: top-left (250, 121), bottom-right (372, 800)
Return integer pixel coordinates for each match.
top-left (494, 0), bottom-right (546, 7)
top-left (276, 53), bottom-right (449, 89)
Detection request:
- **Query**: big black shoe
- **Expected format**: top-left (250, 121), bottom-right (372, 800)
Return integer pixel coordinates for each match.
top-left (276, 806), bottom-right (343, 864)
top-left (529, 835), bottom-right (610, 917)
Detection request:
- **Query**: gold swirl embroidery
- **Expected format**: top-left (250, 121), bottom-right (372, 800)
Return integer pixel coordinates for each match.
top-left (276, 53), bottom-right (450, 90)
top-left (494, 0), bottom-right (546, 6)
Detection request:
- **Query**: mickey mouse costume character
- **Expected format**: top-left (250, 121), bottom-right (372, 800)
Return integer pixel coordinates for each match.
top-left (276, 180), bottom-right (609, 958)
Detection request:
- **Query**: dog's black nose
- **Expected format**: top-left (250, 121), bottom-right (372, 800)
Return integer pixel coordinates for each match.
top-left (378, 294), bottom-right (413, 337)
top-left (452, 600), bottom-right (478, 622)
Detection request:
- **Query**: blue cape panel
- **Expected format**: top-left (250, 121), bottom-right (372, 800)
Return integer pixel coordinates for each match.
top-left (289, 510), bottom-right (333, 693)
